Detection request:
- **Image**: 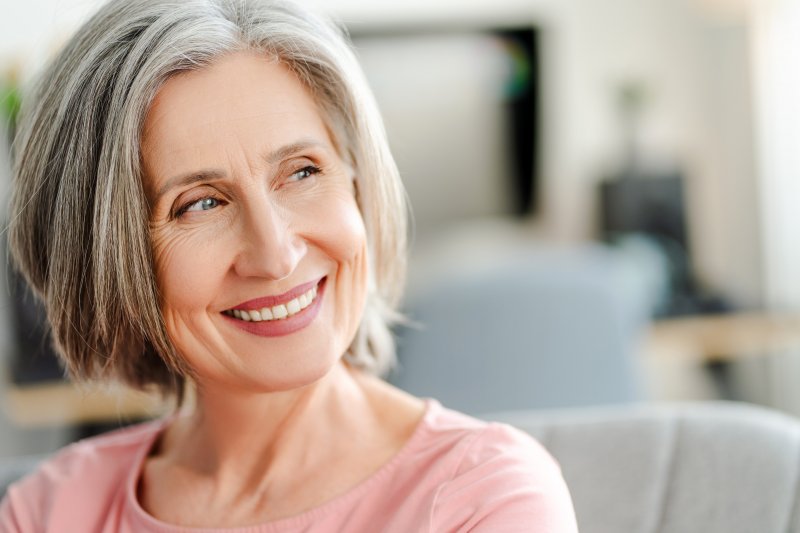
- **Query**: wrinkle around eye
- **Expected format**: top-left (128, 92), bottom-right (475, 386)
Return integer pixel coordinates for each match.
top-left (150, 206), bottom-right (235, 269)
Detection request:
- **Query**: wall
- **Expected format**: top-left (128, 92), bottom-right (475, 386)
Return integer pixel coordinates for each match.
top-left (751, 0), bottom-right (800, 309)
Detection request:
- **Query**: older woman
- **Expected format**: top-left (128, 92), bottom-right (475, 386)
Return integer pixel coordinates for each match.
top-left (0, 0), bottom-right (577, 531)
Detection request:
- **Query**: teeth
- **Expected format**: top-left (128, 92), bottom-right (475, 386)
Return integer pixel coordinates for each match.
top-left (229, 284), bottom-right (318, 322)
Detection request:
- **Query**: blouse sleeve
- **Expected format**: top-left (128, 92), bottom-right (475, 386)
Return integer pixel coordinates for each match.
top-left (429, 423), bottom-right (578, 532)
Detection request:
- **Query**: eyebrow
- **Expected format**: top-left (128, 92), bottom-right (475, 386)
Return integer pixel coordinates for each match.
top-left (153, 139), bottom-right (326, 202)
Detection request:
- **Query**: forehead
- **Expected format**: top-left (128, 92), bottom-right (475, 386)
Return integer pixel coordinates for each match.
top-left (141, 52), bottom-right (332, 189)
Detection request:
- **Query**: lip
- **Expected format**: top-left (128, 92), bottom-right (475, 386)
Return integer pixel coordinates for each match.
top-left (229, 277), bottom-right (323, 311)
top-left (222, 277), bottom-right (326, 337)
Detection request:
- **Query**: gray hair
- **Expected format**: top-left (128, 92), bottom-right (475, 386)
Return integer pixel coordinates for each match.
top-left (9, 0), bottom-right (408, 396)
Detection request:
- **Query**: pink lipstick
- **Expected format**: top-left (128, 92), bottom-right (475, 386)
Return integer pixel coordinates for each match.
top-left (222, 277), bottom-right (326, 337)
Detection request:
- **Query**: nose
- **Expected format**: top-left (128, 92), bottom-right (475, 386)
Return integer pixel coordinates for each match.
top-left (234, 198), bottom-right (306, 281)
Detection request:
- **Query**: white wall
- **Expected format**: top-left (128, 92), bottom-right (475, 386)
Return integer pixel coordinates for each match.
top-left (1, 0), bottom-right (105, 74)
top-left (751, 0), bottom-right (800, 309)
top-left (0, 0), bottom-right (767, 308)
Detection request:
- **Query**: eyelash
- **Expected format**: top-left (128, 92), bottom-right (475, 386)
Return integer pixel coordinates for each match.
top-left (172, 164), bottom-right (322, 219)
top-left (287, 164), bottom-right (322, 183)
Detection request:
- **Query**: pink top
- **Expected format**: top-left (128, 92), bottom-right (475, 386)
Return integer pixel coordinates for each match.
top-left (0, 400), bottom-right (577, 532)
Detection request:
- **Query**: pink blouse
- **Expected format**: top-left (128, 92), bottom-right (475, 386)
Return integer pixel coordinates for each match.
top-left (0, 399), bottom-right (577, 532)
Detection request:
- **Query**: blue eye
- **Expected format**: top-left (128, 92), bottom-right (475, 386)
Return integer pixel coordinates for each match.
top-left (288, 165), bottom-right (321, 182)
top-left (186, 197), bottom-right (219, 212)
top-left (175, 196), bottom-right (222, 218)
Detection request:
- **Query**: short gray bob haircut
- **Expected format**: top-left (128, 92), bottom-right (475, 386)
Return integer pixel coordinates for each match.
top-left (9, 0), bottom-right (408, 397)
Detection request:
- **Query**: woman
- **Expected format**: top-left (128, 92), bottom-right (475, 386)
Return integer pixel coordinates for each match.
top-left (0, 0), bottom-right (577, 531)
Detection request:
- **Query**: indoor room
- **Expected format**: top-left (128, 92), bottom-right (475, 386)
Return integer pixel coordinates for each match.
top-left (1, 0), bottom-right (799, 531)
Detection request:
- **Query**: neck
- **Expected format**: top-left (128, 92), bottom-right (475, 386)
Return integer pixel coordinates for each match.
top-left (142, 362), bottom-right (427, 524)
top-left (163, 362), bottom-right (377, 486)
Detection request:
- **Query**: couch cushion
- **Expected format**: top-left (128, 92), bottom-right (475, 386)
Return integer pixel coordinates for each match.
top-left (493, 402), bottom-right (800, 533)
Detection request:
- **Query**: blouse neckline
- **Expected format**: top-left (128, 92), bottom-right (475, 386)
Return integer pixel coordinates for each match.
top-left (124, 398), bottom-right (439, 532)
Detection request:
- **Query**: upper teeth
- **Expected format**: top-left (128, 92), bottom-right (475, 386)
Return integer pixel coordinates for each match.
top-left (227, 284), bottom-right (318, 322)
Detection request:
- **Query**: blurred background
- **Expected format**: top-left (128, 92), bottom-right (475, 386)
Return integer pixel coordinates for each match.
top-left (0, 0), bottom-right (799, 458)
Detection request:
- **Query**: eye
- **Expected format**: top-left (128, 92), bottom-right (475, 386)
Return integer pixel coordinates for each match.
top-left (175, 196), bottom-right (223, 218)
top-left (287, 165), bottom-right (321, 183)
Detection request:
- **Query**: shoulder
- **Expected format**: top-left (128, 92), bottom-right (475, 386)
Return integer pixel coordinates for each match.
top-left (20, 418), bottom-right (163, 488)
top-left (421, 401), bottom-right (561, 475)
top-left (0, 419), bottom-right (165, 532)
top-left (424, 403), bottom-right (578, 532)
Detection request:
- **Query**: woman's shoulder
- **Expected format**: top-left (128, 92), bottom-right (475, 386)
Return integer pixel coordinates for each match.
top-left (0, 418), bottom-right (166, 531)
top-left (20, 417), bottom-right (164, 486)
top-left (421, 399), bottom-right (555, 467)
top-left (419, 401), bottom-right (578, 532)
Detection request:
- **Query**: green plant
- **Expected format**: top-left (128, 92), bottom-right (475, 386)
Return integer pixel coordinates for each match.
top-left (1, 70), bottom-right (22, 136)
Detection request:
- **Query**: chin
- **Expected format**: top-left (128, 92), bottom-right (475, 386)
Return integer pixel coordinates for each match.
top-left (238, 352), bottom-right (344, 394)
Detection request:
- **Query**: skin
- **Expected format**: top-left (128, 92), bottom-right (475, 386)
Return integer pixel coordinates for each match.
top-left (138, 51), bottom-right (425, 528)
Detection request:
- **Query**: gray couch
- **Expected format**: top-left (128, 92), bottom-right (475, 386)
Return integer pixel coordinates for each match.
top-left (3, 401), bottom-right (800, 532)
top-left (495, 401), bottom-right (800, 533)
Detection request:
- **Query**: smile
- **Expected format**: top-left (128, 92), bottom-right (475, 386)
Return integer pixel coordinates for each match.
top-left (221, 277), bottom-right (326, 338)
top-left (224, 283), bottom-right (319, 322)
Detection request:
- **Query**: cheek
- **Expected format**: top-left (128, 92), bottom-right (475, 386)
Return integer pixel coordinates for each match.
top-left (322, 193), bottom-right (367, 272)
top-left (324, 196), bottom-right (370, 327)
top-left (331, 200), bottom-right (368, 267)
top-left (152, 228), bottom-right (230, 313)
top-left (294, 189), bottom-right (369, 337)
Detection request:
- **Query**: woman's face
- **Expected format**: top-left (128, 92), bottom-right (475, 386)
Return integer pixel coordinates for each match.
top-left (142, 52), bottom-right (368, 392)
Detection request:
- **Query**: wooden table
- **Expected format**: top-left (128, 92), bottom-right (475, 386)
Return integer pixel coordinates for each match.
top-left (3, 381), bottom-right (168, 428)
top-left (643, 312), bottom-right (800, 361)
